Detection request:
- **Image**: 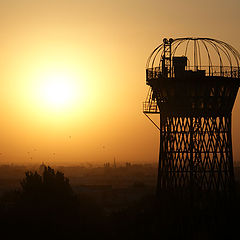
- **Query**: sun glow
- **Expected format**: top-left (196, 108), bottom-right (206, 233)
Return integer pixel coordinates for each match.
top-left (14, 57), bottom-right (97, 125)
top-left (31, 68), bottom-right (88, 115)
top-left (40, 72), bottom-right (77, 109)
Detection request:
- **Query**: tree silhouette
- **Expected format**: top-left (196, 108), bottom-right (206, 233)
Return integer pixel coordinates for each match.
top-left (20, 166), bottom-right (73, 199)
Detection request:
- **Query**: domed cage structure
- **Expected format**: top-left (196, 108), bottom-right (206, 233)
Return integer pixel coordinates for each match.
top-left (143, 38), bottom-right (240, 193)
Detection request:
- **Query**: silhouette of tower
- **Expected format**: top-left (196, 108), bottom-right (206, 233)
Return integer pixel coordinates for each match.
top-left (143, 38), bottom-right (240, 193)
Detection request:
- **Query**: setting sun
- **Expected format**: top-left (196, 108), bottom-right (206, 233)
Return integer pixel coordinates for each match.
top-left (39, 72), bottom-right (77, 109)
top-left (27, 66), bottom-right (89, 116)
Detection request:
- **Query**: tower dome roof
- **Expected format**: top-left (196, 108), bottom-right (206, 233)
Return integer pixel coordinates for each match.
top-left (146, 37), bottom-right (240, 79)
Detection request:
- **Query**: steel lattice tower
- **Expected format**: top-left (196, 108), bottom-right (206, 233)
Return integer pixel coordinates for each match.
top-left (143, 38), bottom-right (240, 193)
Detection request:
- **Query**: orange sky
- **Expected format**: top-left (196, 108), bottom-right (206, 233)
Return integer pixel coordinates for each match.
top-left (0, 0), bottom-right (240, 165)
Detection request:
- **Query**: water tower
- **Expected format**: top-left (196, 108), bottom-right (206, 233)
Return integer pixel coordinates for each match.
top-left (143, 38), bottom-right (240, 194)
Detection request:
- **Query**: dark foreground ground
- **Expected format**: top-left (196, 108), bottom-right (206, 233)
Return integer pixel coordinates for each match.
top-left (0, 164), bottom-right (240, 239)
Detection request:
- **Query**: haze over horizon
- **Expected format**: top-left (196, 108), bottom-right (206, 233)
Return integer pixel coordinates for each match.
top-left (0, 0), bottom-right (240, 166)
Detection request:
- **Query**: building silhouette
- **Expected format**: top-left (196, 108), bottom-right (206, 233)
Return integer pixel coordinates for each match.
top-left (143, 38), bottom-right (240, 193)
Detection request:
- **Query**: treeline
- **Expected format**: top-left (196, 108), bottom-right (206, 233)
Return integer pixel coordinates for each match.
top-left (0, 166), bottom-right (240, 239)
top-left (0, 166), bottom-right (105, 238)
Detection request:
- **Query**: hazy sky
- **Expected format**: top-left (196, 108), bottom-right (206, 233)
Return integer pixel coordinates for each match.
top-left (0, 0), bottom-right (240, 165)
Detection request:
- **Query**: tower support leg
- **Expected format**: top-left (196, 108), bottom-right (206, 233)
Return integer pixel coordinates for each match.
top-left (157, 115), bottom-right (235, 194)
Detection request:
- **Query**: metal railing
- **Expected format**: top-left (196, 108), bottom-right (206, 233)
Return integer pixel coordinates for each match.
top-left (146, 66), bottom-right (240, 80)
top-left (143, 100), bottom-right (159, 113)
